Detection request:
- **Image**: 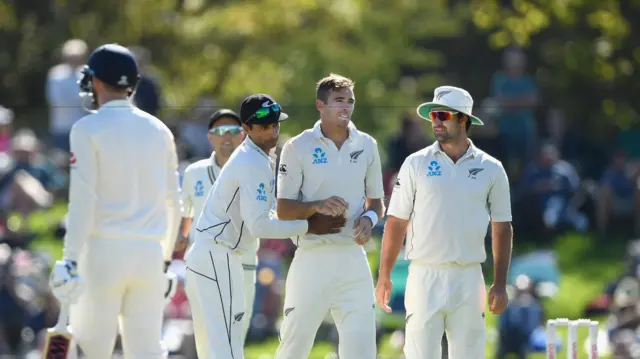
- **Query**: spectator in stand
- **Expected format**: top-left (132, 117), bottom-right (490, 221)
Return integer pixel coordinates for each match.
top-left (496, 275), bottom-right (544, 359)
top-left (0, 106), bottom-right (13, 153)
top-left (0, 129), bottom-right (53, 197)
top-left (45, 39), bottom-right (88, 151)
top-left (596, 149), bottom-right (640, 235)
top-left (517, 144), bottom-right (587, 232)
top-left (129, 46), bottom-right (163, 117)
top-left (384, 113), bottom-right (428, 196)
top-left (490, 46), bottom-right (539, 177)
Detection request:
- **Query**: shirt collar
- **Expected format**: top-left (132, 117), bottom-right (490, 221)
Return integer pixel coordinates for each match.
top-left (244, 136), bottom-right (277, 162)
top-left (426, 139), bottom-right (479, 158)
top-left (209, 151), bottom-right (223, 172)
top-left (312, 120), bottom-right (359, 140)
top-left (100, 99), bottom-right (134, 109)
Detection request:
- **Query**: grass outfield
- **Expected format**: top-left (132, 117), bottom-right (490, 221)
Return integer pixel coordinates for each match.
top-left (27, 205), bottom-right (625, 359)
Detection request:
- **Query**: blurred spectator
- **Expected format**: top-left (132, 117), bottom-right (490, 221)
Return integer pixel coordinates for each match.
top-left (387, 114), bottom-right (429, 173)
top-left (471, 97), bottom-right (504, 161)
top-left (129, 46), bottom-right (163, 117)
top-left (516, 144), bottom-right (588, 233)
top-left (179, 97), bottom-right (217, 160)
top-left (544, 108), bottom-right (583, 170)
top-left (496, 275), bottom-right (544, 359)
top-left (3, 170), bottom-right (53, 219)
top-left (0, 129), bottom-right (54, 198)
top-left (490, 46), bottom-right (539, 176)
top-left (0, 106), bottom-right (13, 153)
top-left (45, 39), bottom-right (88, 152)
top-left (596, 149), bottom-right (640, 235)
top-left (384, 114), bottom-right (429, 196)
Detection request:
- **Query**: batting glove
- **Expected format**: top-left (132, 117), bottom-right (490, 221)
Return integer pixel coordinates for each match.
top-left (164, 261), bottom-right (178, 305)
top-left (49, 260), bottom-right (83, 304)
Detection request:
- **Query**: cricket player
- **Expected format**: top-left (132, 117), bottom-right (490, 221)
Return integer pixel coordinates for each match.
top-left (375, 86), bottom-right (513, 359)
top-left (274, 74), bottom-right (385, 359)
top-left (184, 93), bottom-right (347, 359)
top-left (177, 108), bottom-right (261, 343)
top-left (48, 44), bottom-right (182, 359)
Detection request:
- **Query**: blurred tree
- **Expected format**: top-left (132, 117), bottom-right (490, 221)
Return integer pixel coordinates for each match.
top-left (4, 0), bottom-right (639, 154)
top-left (470, 0), bottom-right (640, 139)
top-left (0, 0), bottom-right (467, 144)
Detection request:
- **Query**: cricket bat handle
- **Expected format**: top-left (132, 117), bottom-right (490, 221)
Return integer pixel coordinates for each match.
top-left (55, 302), bottom-right (71, 333)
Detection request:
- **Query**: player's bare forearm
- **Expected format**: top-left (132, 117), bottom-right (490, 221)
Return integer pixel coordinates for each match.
top-left (277, 198), bottom-right (319, 220)
top-left (379, 216), bottom-right (409, 278)
top-left (491, 221), bottom-right (513, 287)
top-left (364, 198), bottom-right (385, 219)
top-left (179, 217), bottom-right (193, 237)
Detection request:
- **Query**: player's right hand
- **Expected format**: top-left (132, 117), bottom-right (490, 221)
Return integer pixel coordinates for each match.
top-left (375, 275), bottom-right (393, 313)
top-left (49, 260), bottom-right (83, 304)
top-left (307, 213), bottom-right (347, 235)
top-left (313, 196), bottom-right (349, 217)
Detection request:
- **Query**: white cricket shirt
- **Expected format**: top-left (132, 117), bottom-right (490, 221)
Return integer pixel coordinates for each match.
top-left (181, 151), bottom-right (259, 266)
top-left (194, 136), bottom-right (309, 255)
top-left (387, 140), bottom-right (512, 265)
top-left (64, 99), bottom-right (182, 262)
top-left (277, 121), bottom-right (385, 248)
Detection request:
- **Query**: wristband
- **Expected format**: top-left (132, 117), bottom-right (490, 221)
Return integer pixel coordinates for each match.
top-left (362, 210), bottom-right (379, 227)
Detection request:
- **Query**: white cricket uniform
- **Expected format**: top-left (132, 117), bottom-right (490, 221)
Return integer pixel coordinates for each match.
top-left (387, 140), bottom-right (512, 359)
top-left (184, 136), bottom-right (309, 359)
top-left (64, 99), bottom-right (182, 359)
top-left (274, 121), bottom-right (385, 359)
top-left (180, 151), bottom-right (259, 342)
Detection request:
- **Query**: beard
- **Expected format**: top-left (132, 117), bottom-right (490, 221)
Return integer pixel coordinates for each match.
top-left (434, 128), bottom-right (461, 143)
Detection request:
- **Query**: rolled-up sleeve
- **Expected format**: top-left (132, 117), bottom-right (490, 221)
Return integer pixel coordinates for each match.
top-left (386, 157), bottom-right (416, 220)
top-left (488, 162), bottom-right (512, 222)
top-left (276, 140), bottom-right (303, 200)
top-left (365, 139), bottom-right (385, 199)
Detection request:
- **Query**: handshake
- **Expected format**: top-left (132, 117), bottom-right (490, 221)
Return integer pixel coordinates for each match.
top-left (306, 196), bottom-right (349, 235)
top-left (304, 196), bottom-right (374, 245)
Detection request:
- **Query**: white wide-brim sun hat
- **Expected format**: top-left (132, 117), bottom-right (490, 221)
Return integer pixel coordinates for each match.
top-left (416, 85), bottom-right (484, 126)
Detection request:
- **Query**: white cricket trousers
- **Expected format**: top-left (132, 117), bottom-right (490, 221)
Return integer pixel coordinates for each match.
top-left (184, 241), bottom-right (245, 359)
top-left (404, 262), bottom-right (487, 359)
top-left (275, 244), bottom-right (376, 359)
top-left (70, 237), bottom-right (167, 359)
top-left (242, 263), bottom-right (257, 343)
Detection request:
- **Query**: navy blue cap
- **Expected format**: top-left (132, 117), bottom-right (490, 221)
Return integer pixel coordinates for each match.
top-left (85, 44), bottom-right (139, 89)
top-left (239, 94), bottom-right (288, 125)
top-left (208, 109), bottom-right (241, 129)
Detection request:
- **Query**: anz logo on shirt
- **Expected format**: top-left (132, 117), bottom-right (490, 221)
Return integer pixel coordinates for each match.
top-left (194, 180), bottom-right (205, 197)
top-left (256, 183), bottom-right (268, 202)
top-left (427, 161), bottom-right (442, 177)
top-left (312, 148), bottom-right (327, 164)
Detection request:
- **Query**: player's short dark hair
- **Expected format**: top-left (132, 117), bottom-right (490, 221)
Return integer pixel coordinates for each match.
top-left (316, 73), bottom-right (355, 103)
top-left (458, 113), bottom-right (472, 135)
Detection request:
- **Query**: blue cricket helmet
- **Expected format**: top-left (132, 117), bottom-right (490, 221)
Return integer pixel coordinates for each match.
top-left (79, 43), bottom-right (140, 96)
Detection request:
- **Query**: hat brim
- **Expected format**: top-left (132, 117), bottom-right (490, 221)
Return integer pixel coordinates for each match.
top-left (417, 102), bottom-right (484, 126)
top-left (245, 111), bottom-right (289, 125)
